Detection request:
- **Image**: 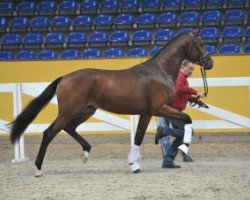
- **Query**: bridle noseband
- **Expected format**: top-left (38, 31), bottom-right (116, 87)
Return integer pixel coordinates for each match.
top-left (196, 52), bottom-right (211, 70)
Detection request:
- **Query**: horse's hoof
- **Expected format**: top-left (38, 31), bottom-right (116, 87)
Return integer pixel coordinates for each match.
top-left (81, 151), bottom-right (89, 164)
top-left (133, 169), bottom-right (141, 173)
top-left (34, 170), bottom-right (43, 177)
top-left (129, 163), bottom-right (140, 173)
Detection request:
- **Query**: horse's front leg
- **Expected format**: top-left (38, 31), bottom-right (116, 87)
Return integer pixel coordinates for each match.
top-left (156, 104), bottom-right (193, 155)
top-left (156, 104), bottom-right (192, 123)
top-left (128, 115), bottom-right (151, 173)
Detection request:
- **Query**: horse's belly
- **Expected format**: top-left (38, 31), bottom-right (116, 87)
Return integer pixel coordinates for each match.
top-left (95, 98), bottom-right (148, 115)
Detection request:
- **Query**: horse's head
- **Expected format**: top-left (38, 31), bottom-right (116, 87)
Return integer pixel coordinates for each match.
top-left (186, 29), bottom-right (213, 70)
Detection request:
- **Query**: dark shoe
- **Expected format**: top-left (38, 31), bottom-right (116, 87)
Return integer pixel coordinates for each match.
top-left (183, 154), bottom-right (194, 162)
top-left (162, 160), bottom-right (181, 168)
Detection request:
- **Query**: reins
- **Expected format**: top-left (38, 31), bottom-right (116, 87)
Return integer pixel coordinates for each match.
top-left (200, 66), bottom-right (208, 97)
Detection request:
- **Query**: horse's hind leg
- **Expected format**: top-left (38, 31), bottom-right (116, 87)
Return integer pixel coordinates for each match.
top-left (34, 115), bottom-right (75, 177)
top-left (34, 122), bottom-right (58, 177)
top-left (128, 115), bottom-right (151, 173)
top-left (63, 107), bottom-right (96, 164)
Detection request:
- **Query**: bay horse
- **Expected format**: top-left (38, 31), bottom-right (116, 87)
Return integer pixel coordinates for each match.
top-left (9, 30), bottom-right (213, 176)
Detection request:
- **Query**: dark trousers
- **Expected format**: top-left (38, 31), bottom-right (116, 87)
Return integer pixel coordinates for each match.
top-left (159, 117), bottom-right (189, 162)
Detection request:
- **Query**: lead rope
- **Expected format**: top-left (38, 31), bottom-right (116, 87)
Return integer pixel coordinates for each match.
top-left (189, 67), bottom-right (209, 107)
top-left (200, 67), bottom-right (208, 96)
top-left (200, 66), bottom-right (208, 97)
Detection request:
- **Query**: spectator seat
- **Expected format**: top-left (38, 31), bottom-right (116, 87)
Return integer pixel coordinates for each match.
top-left (205, 45), bottom-right (217, 54)
top-left (155, 29), bottom-right (174, 45)
top-left (175, 28), bottom-right (193, 37)
top-left (204, 0), bottom-right (224, 9)
top-left (132, 30), bottom-right (152, 46)
top-left (80, 0), bottom-right (98, 14)
top-left (30, 16), bottom-right (49, 32)
top-left (121, 0), bottom-right (138, 13)
top-left (44, 32), bottom-right (65, 48)
top-left (10, 17), bottom-right (29, 32)
top-left (183, 0), bottom-right (202, 10)
top-left (180, 11), bottom-right (200, 27)
top-left (227, 0), bottom-right (246, 8)
top-left (58, 1), bottom-right (77, 15)
top-left (38, 1), bottom-right (56, 15)
top-left (100, 0), bottom-right (119, 13)
top-left (51, 16), bottom-right (71, 31)
top-left (38, 50), bottom-right (57, 60)
top-left (89, 31), bottom-right (109, 47)
top-left (224, 9), bottom-right (244, 25)
top-left (137, 13), bottom-right (157, 29)
top-left (0, 17), bottom-right (7, 33)
top-left (74, 15), bottom-right (93, 31)
top-left (67, 32), bottom-right (87, 48)
top-left (199, 27), bottom-right (220, 43)
top-left (82, 48), bottom-right (102, 58)
top-left (222, 26), bottom-right (243, 43)
top-left (0, 2), bottom-right (14, 16)
top-left (141, 0), bottom-right (161, 12)
top-left (94, 14), bottom-right (113, 30)
top-left (219, 44), bottom-right (240, 54)
top-left (158, 12), bottom-right (177, 28)
top-left (114, 14), bottom-right (134, 29)
top-left (0, 50), bottom-right (14, 61)
top-left (16, 50), bottom-right (37, 60)
top-left (105, 48), bottom-right (124, 58)
top-left (127, 47), bottom-right (147, 57)
top-left (60, 50), bottom-right (81, 60)
top-left (17, 1), bottom-right (36, 16)
top-left (162, 0), bottom-right (180, 11)
top-left (202, 10), bottom-right (222, 26)
top-left (22, 33), bottom-right (43, 49)
top-left (110, 31), bottom-right (130, 46)
top-left (1, 33), bottom-right (21, 50)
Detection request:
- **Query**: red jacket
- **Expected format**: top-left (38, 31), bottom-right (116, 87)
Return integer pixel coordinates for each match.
top-left (171, 71), bottom-right (197, 111)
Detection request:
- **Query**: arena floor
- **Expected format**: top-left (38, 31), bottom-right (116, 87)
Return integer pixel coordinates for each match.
top-left (0, 132), bottom-right (250, 200)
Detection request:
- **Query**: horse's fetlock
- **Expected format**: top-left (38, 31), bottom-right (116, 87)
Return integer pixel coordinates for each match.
top-left (35, 161), bottom-right (41, 170)
top-left (84, 144), bottom-right (91, 152)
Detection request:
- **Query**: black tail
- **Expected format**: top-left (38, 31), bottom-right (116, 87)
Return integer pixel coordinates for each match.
top-left (9, 77), bottom-right (62, 144)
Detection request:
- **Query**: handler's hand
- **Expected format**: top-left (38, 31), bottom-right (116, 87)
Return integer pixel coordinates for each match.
top-left (196, 91), bottom-right (206, 98)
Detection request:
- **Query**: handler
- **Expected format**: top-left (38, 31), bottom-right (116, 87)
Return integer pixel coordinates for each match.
top-left (155, 59), bottom-right (206, 168)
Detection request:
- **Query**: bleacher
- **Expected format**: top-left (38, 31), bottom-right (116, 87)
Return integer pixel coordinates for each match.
top-left (0, 0), bottom-right (249, 60)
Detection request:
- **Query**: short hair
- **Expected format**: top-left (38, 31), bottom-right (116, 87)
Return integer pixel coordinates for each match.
top-left (181, 59), bottom-right (193, 69)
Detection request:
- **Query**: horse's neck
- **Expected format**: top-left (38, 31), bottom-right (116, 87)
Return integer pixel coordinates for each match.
top-left (153, 37), bottom-right (188, 80)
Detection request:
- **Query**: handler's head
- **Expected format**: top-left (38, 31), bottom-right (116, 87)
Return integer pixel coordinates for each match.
top-left (181, 59), bottom-right (195, 77)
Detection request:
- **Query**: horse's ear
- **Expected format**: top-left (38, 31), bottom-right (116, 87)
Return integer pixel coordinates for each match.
top-left (193, 29), bottom-right (200, 37)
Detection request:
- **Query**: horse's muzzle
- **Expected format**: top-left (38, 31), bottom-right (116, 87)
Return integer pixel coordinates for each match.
top-left (197, 52), bottom-right (213, 70)
top-left (204, 59), bottom-right (213, 70)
